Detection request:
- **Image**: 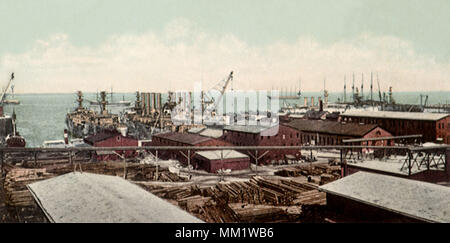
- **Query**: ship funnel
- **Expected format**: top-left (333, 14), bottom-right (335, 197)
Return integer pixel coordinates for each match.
top-left (117, 126), bottom-right (128, 137)
top-left (64, 129), bottom-right (69, 144)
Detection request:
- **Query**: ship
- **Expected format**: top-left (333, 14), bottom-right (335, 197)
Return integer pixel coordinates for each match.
top-left (0, 73), bottom-right (26, 147)
top-left (65, 91), bottom-right (120, 138)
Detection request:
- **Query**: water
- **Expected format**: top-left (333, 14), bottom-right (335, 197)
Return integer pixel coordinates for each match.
top-left (2, 91), bottom-right (449, 147)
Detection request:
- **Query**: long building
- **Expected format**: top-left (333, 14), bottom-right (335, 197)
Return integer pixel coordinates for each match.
top-left (284, 119), bottom-right (393, 146)
top-left (221, 124), bottom-right (301, 165)
top-left (340, 111), bottom-right (450, 144)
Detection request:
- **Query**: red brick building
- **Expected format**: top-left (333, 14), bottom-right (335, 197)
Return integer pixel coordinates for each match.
top-left (84, 131), bottom-right (138, 161)
top-left (340, 111), bottom-right (450, 144)
top-left (150, 132), bottom-right (230, 165)
top-left (284, 119), bottom-right (393, 146)
top-left (221, 124), bottom-right (301, 165)
top-left (194, 150), bottom-right (250, 173)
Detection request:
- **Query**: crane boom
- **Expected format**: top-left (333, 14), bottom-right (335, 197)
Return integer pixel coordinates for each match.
top-left (1, 73), bottom-right (14, 104)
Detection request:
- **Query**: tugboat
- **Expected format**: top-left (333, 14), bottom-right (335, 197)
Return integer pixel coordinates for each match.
top-left (5, 109), bottom-right (26, 147)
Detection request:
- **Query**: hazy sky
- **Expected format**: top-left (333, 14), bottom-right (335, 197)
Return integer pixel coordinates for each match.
top-left (1, 0), bottom-right (449, 93)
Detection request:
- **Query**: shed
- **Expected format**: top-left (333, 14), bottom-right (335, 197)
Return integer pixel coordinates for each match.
top-left (194, 150), bottom-right (250, 173)
top-left (319, 172), bottom-right (450, 223)
top-left (27, 172), bottom-right (203, 223)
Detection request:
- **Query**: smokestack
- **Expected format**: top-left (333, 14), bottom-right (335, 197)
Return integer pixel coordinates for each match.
top-left (117, 126), bottom-right (128, 137)
top-left (304, 97), bottom-right (308, 107)
top-left (64, 129), bottom-right (69, 145)
top-left (311, 97), bottom-right (314, 107)
top-left (319, 100), bottom-right (323, 112)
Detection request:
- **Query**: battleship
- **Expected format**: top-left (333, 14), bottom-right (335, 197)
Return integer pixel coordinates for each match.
top-left (65, 91), bottom-right (120, 138)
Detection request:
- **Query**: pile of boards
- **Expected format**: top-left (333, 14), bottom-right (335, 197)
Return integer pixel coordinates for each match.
top-left (2, 166), bottom-right (51, 222)
top-left (140, 176), bottom-right (327, 223)
top-left (274, 163), bottom-right (341, 185)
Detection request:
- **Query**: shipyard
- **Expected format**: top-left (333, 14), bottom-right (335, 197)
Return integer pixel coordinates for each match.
top-left (1, 1), bottom-right (450, 240)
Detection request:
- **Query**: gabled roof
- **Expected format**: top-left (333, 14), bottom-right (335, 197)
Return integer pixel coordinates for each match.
top-left (319, 172), bottom-right (450, 223)
top-left (196, 150), bottom-right (249, 161)
top-left (27, 172), bottom-right (203, 223)
top-left (285, 119), bottom-right (380, 137)
top-left (153, 132), bottom-right (213, 145)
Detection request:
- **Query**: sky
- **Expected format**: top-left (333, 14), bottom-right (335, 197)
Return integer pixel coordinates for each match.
top-left (1, 0), bottom-right (449, 93)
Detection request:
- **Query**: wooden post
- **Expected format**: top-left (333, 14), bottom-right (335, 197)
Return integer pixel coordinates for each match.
top-left (187, 149), bottom-right (191, 179)
top-left (69, 150), bottom-right (73, 164)
top-left (255, 150), bottom-right (258, 175)
top-left (0, 151), bottom-right (3, 176)
top-left (155, 150), bottom-right (159, 181)
top-left (34, 152), bottom-right (38, 167)
top-left (408, 150), bottom-right (412, 176)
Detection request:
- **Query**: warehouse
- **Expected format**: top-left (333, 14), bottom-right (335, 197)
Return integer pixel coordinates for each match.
top-left (319, 172), bottom-right (450, 223)
top-left (150, 132), bottom-right (230, 165)
top-left (221, 124), bottom-right (301, 165)
top-left (194, 150), bottom-right (250, 173)
top-left (340, 111), bottom-right (450, 144)
top-left (284, 119), bottom-right (393, 146)
top-left (84, 131), bottom-right (138, 161)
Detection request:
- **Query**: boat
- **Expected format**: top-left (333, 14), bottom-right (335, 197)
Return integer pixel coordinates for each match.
top-left (0, 73), bottom-right (26, 147)
top-left (66, 91), bottom-right (120, 138)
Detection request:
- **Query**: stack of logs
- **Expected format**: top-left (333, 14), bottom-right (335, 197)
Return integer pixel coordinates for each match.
top-left (139, 176), bottom-right (326, 223)
top-left (274, 163), bottom-right (341, 185)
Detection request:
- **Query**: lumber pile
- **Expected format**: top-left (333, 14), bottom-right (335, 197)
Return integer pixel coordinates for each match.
top-left (274, 163), bottom-right (341, 184)
top-left (2, 167), bottom-right (51, 222)
top-left (138, 175), bottom-right (328, 223)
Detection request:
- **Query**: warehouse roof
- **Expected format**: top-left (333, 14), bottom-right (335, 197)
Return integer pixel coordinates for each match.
top-left (27, 172), bottom-right (203, 223)
top-left (223, 124), bottom-right (280, 135)
top-left (153, 132), bottom-right (212, 145)
top-left (188, 127), bottom-right (223, 138)
top-left (196, 150), bottom-right (249, 160)
top-left (341, 110), bottom-right (449, 121)
top-left (285, 119), bottom-right (379, 137)
top-left (319, 172), bottom-right (450, 223)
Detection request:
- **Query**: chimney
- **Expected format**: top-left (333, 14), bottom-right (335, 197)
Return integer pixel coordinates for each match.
top-left (319, 100), bottom-right (323, 112)
top-left (304, 97), bottom-right (308, 107)
top-left (311, 97), bottom-right (314, 107)
top-left (64, 129), bottom-right (69, 144)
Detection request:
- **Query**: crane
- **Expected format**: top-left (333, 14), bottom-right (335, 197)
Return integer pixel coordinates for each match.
top-left (203, 71), bottom-right (234, 115)
top-left (1, 72), bottom-right (14, 104)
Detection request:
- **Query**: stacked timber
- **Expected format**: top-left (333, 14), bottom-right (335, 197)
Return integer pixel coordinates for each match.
top-left (274, 163), bottom-right (341, 184)
top-left (2, 166), bottom-right (51, 222)
top-left (139, 175), bottom-right (328, 223)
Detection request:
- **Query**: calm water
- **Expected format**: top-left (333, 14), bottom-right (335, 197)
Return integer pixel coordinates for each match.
top-left (3, 91), bottom-right (449, 147)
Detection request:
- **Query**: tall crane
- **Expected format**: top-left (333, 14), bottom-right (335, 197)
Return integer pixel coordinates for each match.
top-left (1, 72), bottom-right (14, 104)
top-left (203, 71), bottom-right (234, 115)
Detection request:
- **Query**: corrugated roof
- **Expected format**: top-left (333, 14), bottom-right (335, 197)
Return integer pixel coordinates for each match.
top-left (319, 172), bottom-right (450, 223)
top-left (341, 110), bottom-right (449, 121)
top-left (153, 132), bottom-right (212, 145)
top-left (27, 172), bottom-right (203, 223)
top-left (196, 150), bottom-right (249, 160)
top-left (285, 119), bottom-right (379, 137)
